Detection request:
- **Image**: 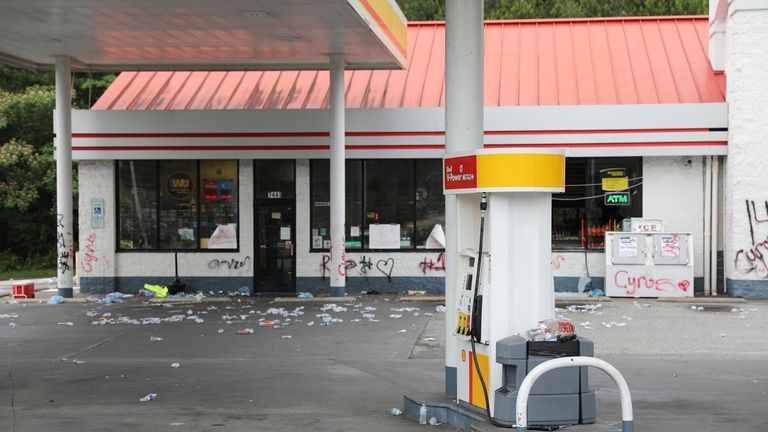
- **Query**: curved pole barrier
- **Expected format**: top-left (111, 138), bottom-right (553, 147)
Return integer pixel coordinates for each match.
top-left (515, 356), bottom-right (634, 432)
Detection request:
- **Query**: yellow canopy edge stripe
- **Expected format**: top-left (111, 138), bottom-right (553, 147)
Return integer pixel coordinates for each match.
top-left (359, 0), bottom-right (408, 57)
top-left (476, 153), bottom-right (565, 189)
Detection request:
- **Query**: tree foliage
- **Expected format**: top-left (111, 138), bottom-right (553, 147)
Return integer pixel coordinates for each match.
top-left (395, 0), bottom-right (707, 20)
top-left (0, 64), bottom-right (114, 269)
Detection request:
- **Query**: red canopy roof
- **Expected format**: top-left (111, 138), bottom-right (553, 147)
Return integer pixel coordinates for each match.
top-left (94, 16), bottom-right (725, 110)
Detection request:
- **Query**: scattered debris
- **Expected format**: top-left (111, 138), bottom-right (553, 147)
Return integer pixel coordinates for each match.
top-left (47, 295), bottom-right (64, 305)
top-left (601, 321), bottom-right (627, 328)
top-left (390, 408), bottom-right (403, 416)
top-left (398, 329), bottom-right (407, 333)
top-left (297, 292), bottom-right (314, 298)
top-left (150, 337), bottom-right (164, 342)
top-left (559, 304), bottom-right (603, 313)
top-left (237, 328), bottom-right (254, 335)
top-left (320, 304), bottom-right (347, 313)
top-left (57, 322), bottom-right (74, 326)
top-left (391, 307), bottom-right (419, 312)
top-left (170, 363), bottom-right (180, 368)
top-left (281, 335), bottom-right (293, 339)
top-left (435, 305), bottom-right (446, 313)
top-left (139, 393), bottom-right (157, 402)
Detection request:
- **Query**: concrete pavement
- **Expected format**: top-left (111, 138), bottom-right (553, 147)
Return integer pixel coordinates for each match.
top-left (0, 294), bottom-right (766, 431)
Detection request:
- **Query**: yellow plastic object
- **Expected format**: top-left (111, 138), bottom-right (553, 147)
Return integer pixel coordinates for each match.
top-left (143, 283), bottom-right (168, 298)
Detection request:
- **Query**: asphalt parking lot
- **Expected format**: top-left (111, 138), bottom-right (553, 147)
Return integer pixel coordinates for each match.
top-left (0, 293), bottom-right (766, 432)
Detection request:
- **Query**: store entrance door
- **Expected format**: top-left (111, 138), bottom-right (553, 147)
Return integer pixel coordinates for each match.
top-left (255, 201), bottom-right (295, 293)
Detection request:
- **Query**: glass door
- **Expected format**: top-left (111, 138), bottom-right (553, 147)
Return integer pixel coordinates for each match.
top-left (255, 202), bottom-right (295, 293)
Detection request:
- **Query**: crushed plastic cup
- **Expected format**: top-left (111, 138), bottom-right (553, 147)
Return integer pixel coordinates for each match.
top-left (389, 408), bottom-right (402, 416)
top-left (139, 393), bottom-right (157, 402)
top-left (170, 362), bottom-right (180, 368)
top-left (47, 295), bottom-right (64, 305)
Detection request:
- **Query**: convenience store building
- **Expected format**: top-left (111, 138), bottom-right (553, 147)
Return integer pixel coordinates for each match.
top-left (71, 10), bottom-right (768, 298)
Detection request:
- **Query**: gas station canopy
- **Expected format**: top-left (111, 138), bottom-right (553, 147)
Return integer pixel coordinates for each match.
top-left (0, 0), bottom-right (407, 71)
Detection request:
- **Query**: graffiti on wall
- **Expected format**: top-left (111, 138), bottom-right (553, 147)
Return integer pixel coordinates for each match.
top-left (320, 255), bottom-right (395, 281)
top-left (81, 233), bottom-right (99, 273)
top-left (358, 256), bottom-right (374, 274)
top-left (320, 254), bottom-right (356, 279)
top-left (56, 214), bottom-right (72, 274)
top-left (208, 256), bottom-right (251, 271)
top-left (376, 258), bottom-right (395, 281)
top-left (734, 200), bottom-right (768, 277)
top-left (612, 270), bottom-right (690, 296)
top-left (419, 253), bottom-right (446, 273)
top-left (552, 254), bottom-right (565, 270)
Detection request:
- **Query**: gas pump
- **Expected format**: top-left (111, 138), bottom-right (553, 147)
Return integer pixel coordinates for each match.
top-left (444, 149), bottom-right (596, 428)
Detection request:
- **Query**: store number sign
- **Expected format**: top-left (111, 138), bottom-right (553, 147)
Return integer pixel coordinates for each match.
top-left (267, 191), bottom-right (282, 199)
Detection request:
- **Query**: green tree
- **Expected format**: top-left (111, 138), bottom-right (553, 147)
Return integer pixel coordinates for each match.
top-left (396, 0), bottom-right (708, 20)
top-left (0, 64), bottom-right (114, 271)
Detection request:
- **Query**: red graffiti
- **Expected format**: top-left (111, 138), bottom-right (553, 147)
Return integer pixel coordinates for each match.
top-left (419, 253), bottom-right (446, 273)
top-left (613, 270), bottom-right (690, 296)
top-left (82, 233), bottom-right (98, 273)
top-left (552, 255), bottom-right (565, 270)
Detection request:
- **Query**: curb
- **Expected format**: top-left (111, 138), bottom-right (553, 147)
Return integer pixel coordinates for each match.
top-left (657, 296), bottom-right (746, 303)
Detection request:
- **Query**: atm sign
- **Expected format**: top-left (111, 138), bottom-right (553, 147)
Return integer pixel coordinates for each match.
top-left (605, 192), bottom-right (630, 205)
top-left (444, 155), bottom-right (478, 190)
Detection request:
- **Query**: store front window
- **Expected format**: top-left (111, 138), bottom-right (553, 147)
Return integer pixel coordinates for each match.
top-left (310, 159), bottom-right (445, 250)
top-left (118, 160), bottom-right (239, 251)
top-left (552, 157), bottom-right (642, 249)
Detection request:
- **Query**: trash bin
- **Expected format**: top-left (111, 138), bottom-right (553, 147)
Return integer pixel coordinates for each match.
top-left (12, 281), bottom-right (35, 299)
top-left (493, 335), bottom-right (595, 427)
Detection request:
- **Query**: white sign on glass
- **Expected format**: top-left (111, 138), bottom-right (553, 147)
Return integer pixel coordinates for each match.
top-left (369, 224), bottom-right (400, 249)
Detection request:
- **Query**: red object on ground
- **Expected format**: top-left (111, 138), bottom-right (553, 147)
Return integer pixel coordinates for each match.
top-left (12, 281), bottom-right (35, 299)
top-left (236, 329), bottom-right (254, 335)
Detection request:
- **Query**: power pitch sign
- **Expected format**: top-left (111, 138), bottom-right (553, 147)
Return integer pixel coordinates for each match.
top-left (444, 155), bottom-right (478, 191)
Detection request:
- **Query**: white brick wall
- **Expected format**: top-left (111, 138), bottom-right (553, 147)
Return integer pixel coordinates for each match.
top-left (643, 156), bottom-right (705, 277)
top-left (724, 6), bottom-right (768, 282)
top-left (77, 160), bottom-right (116, 278)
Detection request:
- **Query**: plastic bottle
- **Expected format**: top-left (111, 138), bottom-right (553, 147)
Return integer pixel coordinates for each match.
top-left (419, 403), bottom-right (427, 425)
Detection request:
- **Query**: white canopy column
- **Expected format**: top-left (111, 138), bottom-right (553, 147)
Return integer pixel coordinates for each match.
top-left (329, 54), bottom-right (346, 297)
top-left (444, 0), bottom-right (484, 397)
top-left (55, 56), bottom-right (74, 297)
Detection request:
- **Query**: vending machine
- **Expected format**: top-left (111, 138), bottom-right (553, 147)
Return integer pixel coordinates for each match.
top-left (605, 231), bottom-right (694, 297)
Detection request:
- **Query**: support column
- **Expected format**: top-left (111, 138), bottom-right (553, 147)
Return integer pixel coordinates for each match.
top-left (55, 56), bottom-right (74, 298)
top-left (723, 2), bottom-right (768, 297)
top-left (329, 54), bottom-right (346, 297)
top-left (444, 0), bottom-right (483, 398)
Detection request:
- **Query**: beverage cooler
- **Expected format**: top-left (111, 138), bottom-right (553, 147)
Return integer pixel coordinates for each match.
top-left (604, 232), bottom-right (694, 297)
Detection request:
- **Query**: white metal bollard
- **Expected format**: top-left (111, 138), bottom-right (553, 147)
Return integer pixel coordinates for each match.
top-left (515, 356), bottom-right (634, 432)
